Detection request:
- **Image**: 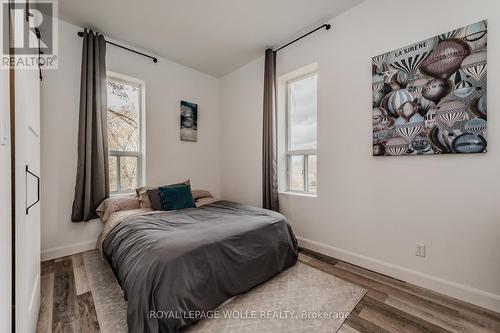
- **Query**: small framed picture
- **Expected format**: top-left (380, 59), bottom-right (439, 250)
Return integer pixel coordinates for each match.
top-left (180, 100), bottom-right (197, 142)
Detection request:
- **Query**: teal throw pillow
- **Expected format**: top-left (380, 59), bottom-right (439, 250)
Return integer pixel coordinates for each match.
top-left (159, 184), bottom-right (196, 211)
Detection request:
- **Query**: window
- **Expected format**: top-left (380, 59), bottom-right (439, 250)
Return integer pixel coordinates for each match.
top-left (286, 73), bottom-right (317, 194)
top-left (106, 74), bottom-right (145, 193)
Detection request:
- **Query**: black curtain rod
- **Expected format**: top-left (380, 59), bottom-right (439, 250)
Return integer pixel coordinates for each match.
top-left (77, 31), bottom-right (158, 63)
top-left (273, 24), bottom-right (331, 53)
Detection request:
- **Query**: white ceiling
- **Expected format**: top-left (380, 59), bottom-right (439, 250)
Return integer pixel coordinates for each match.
top-left (59, 0), bottom-right (363, 77)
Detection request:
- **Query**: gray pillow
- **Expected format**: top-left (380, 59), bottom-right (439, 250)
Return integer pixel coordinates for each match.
top-left (146, 188), bottom-right (163, 210)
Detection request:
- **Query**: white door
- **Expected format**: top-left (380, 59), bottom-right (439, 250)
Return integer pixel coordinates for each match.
top-left (14, 67), bottom-right (41, 333)
top-left (0, 2), bottom-right (12, 332)
top-left (0, 67), bottom-right (12, 333)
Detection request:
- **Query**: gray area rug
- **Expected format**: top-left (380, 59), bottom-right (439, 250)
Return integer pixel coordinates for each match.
top-left (83, 250), bottom-right (366, 333)
top-left (83, 251), bottom-right (128, 333)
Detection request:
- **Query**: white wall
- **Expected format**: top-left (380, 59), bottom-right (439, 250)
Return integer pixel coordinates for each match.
top-left (221, 57), bottom-right (264, 207)
top-left (221, 0), bottom-right (500, 312)
top-left (41, 20), bottom-right (221, 260)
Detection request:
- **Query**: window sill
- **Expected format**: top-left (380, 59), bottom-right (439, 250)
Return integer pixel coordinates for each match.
top-left (110, 191), bottom-right (135, 197)
top-left (279, 191), bottom-right (317, 198)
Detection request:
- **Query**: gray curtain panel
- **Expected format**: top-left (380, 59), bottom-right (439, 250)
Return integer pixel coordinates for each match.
top-left (71, 29), bottom-right (109, 222)
top-left (262, 48), bottom-right (280, 211)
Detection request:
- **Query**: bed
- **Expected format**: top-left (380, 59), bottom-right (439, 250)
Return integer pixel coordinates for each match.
top-left (98, 200), bottom-right (298, 332)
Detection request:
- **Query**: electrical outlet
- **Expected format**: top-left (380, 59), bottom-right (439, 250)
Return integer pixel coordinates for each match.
top-left (415, 243), bottom-right (426, 258)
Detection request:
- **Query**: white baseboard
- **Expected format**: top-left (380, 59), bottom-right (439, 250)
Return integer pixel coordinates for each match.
top-left (297, 236), bottom-right (500, 313)
top-left (41, 240), bottom-right (97, 261)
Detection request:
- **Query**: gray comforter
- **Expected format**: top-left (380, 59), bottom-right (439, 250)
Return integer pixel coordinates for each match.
top-left (102, 201), bottom-right (298, 333)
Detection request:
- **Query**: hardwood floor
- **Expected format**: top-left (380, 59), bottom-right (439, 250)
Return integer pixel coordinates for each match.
top-left (299, 248), bottom-right (500, 333)
top-left (36, 249), bottom-right (500, 333)
top-left (37, 255), bottom-right (100, 333)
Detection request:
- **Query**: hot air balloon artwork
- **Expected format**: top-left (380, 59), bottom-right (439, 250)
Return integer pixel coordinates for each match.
top-left (438, 28), bottom-right (465, 42)
top-left (453, 70), bottom-right (477, 100)
top-left (373, 74), bottom-right (392, 107)
top-left (461, 51), bottom-right (487, 82)
top-left (464, 118), bottom-right (487, 137)
top-left (372, 20), bottom-right (487, 156)
top-left (420, 40), bottom-right (470, 80)
top-left (381, 89), bottom-right (414, 118)
top-left (395, 113), bottom-right (424, 143)
top-left (472, 94), bottom-right (487, 119)
top-left (463, 20), bottom-right (487, 51)
top-left (372, 54), bottom-right (387, 72)
top-left (435, 100), bottom-right (467, 136)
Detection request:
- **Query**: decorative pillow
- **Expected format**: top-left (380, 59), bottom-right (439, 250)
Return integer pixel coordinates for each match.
top-left (136, 186), bottom-right (152, 209)
top-left (139, 180), bottom-right (191, 210)
top-left (192, 189), bottom-right (214, 201)
top-left (159, 184), bottom-right (196, 211)
top-left (146, 188), bottom-right (163, 210)
top-left (96, 195), bottom-right (140, 223)
top-left (195, 197), bottom-right (218, 208)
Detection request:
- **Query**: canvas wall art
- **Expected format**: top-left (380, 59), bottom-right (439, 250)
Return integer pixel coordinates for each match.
top-left (180, 100), bottom-right (198, 142)
top-left (372, 20), bottom-right (487, 156)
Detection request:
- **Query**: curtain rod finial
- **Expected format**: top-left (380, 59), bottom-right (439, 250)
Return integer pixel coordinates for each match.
top-left (325, 24), bottom-right (331, 30)
top-left (77, 31), bottom-right (84, 37)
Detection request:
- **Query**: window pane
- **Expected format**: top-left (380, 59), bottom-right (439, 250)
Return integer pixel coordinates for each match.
top-left (120, 156), bottom-right (138, 191)
top-left (307, 155), bottom-right (317, 193)
top-left (289, 155), bottom-right (304, 191)
top-left (288, 74), bottom-right (317, 151)
top-left (107, 79), bottom-right (140, 152)
top-left (109, 155), bottom-right (117, 192)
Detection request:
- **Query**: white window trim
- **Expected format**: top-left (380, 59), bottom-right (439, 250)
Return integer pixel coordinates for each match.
top-left (107, 71), bottom-right (146, 194)
top-left (285, 71), bottom-right (318, 195)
